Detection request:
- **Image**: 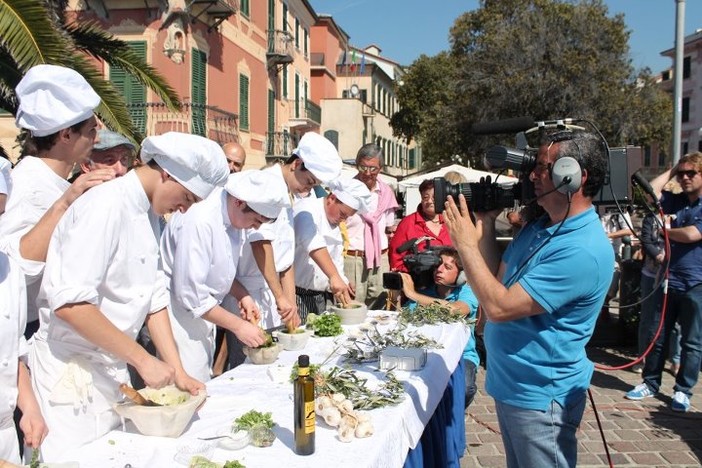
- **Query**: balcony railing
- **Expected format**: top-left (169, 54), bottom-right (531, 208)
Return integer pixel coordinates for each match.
top-left (290, 99), bottom-right (321, 125)
top-left (267, 30), bottom-right (294, 65)
top-left (127, 102), bottom-right (239, 144)
top-left (310, 52), bottom-right (325, 67)
top-left (265, 131), bottom-right (297, 159)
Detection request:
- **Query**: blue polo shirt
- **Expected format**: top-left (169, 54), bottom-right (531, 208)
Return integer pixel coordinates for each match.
top-left (407, 284), bottom-right (480, 366)
top-left (485, 207), bottom-right (613, 411)
top-left (661, 191), bottom-right (702, 292)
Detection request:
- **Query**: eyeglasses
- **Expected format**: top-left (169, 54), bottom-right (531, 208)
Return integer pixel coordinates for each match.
top-left (421, 194), bottom-right (434, 202)
top-left (357, 165), bottom-right (380, 174)
top-left (676, 170), bottom-right (699, 180)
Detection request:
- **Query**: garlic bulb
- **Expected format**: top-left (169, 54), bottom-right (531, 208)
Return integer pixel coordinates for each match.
top-left (331, 393), bottom-right (346, 403)
top-left (337, 425), bottom-right (354, 443)
top-left (355, 411), bottom-right (371, 423)
top-left (340, 414), bottom-right (358, 430)
top-left (338, 399), bottom-right (354, 414)
top-left (355, 421), bottom-right (374, 438)
top-left (321, 407), bottom-right (342, 427)
top-left (316, 395), bottom-right (333, 414)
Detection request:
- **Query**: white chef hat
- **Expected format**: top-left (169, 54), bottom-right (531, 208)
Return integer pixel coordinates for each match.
top-left (15, 64), bottom-right (100, 137)
top-left (292, 132), bottom-right (342, 184)
top-left (141, 132), bottom-right (229, 200)
top-left (224, 170), bottom-right (288, 219)
top-left (329, 177), bottom-right (372, 214)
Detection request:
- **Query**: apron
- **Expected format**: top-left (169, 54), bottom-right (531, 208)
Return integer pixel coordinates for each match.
top-left (168, 303), bottom-right (217, 382)
top-left (223, 274), bottom-right (281, 329)
top-left (29, 338), bottom-right (128, 461)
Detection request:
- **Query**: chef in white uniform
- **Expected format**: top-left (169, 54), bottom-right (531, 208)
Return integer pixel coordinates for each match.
top-left (0, 156), bottom-right (11, 215)
top-left (228, 133), bottom-right (343, 327)
top-left (29, 132), bottom-right (229, 461)
top-left (0, 65), bottom-right (115, 337)
top-left (0, 251), bottom-right (46, 464)
top-left (161, 170), bottom-right (288, 382)
top-left (293, 178), bottom-right (371, 321)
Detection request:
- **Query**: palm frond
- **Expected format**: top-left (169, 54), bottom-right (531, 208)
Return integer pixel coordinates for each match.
top-left (0, 0), bottom-right (73, 69)
top-left (66, 20), bottom-right (181, 110)
top-left (0, 48), bottom-right (21, 111)
top-left (63, 53), bottom-right (139, 141)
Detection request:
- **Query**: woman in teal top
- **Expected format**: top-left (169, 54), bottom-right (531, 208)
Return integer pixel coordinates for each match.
top-left (400, 247), bottom-right (479, 408)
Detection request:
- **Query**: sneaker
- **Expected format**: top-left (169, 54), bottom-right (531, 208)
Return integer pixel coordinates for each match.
top-left (671, 391), bottom-right (690, 412)
top-left (625, 383), bottom-right (655, 400)
top-left (632, 364), bottom-right (643, 374)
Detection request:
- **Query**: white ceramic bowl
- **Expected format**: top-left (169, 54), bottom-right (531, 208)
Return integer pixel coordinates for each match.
top-left (329, 302), bottom-right (369, 325)
top-left (113, 385), bottom-right (206, 438)
top-left (243, 343), bottom-right (281, 364)
top-left (273, 328), bottom-right (312, 350)
top-left (217, 428), bottom-right (250, 450)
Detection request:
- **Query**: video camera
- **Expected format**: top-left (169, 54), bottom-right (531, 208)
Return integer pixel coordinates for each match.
top-left (433, 117), bottom-right (633, 214)
top-left (383, 237), bottom-right (443, 291)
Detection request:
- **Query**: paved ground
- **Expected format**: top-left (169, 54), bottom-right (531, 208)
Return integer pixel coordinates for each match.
top-left (461, 346), bottom-right (702, 467)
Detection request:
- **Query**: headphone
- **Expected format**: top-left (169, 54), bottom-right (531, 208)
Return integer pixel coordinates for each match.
top-left (453, 270), bottom-right (467, 287)
top-left (546, 131), bottom-right (583, 194)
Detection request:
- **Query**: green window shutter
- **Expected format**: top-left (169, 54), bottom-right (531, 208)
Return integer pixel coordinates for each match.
top-left (191, 49), bottom-right (207, 136)
top-left (295, 18), bottom-right (300, 49)
top-left (268, 0), bottom-right (275, 31)
top-left (241, 0), bottom-right (250, 17)
top-left (239, 74), bottom-right (250, 131)
top-left (283, 67), bottom-right (288, 99)
top-left (109, 41), bottom-right (147, 134)
top-left (294, 73), bottom-right (300, 118)
top-left (282, 4), bottom-right (287, 32)
top-left (268, 89), bottom-right (275, 134)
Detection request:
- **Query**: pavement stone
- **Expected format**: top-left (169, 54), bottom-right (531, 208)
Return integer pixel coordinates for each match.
top-left (460, 346), bottom-right (702, 467)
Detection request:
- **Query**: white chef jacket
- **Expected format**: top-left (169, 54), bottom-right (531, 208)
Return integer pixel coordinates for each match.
top-left (231, 164), bottom-right (293, 328)
top-left (161, 187), bottom-right (243, 382)
top-left (29, 170), bottom-right (169, 460)
top-left (293, 197), bottom-right (348, 291)
top-left (0, 252), bottom-right (27, 464)
top-left (0, 156), bottom-right (70, 323)
top-left (0, 157), bottom-right (11, 197)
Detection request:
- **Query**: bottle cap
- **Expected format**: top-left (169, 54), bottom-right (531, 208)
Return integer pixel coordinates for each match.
top-left (298, 354), bottom-right (310, 367)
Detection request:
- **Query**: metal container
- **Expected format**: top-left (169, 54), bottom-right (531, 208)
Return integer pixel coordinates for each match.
top-left (379, 346), bottom-right (427, 371)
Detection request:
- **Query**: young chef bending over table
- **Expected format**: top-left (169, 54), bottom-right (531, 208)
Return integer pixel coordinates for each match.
top-left (28, 132), bottom-right (229, 461)
top-left (161, 170), bottom-right (288, 382)
top-left (293, 177), bottom-right (371, 320)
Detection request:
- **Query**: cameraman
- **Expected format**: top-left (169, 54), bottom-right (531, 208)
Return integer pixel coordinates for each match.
top-left (444, 128), bottom-right (612, 467)
top-left (399, 247), bottom-right (479, 409)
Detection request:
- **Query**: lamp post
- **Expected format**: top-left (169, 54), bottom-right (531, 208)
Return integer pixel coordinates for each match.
top-left (672, 0), bottom-right (685, 164)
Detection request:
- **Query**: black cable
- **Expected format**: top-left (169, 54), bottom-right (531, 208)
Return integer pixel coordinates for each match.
top-left (588, 388), bottom-right (614, 468)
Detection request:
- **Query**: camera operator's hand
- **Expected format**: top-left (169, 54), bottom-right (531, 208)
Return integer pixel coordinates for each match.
top-left (399, 272), bottom-right (417, 300)
top-left (444, 195), bottom-right (479, 251)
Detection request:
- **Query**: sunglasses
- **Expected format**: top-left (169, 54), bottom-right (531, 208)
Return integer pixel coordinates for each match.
top-left (357, 165), bottom-right (380, 174)
top-left (676, 170), bottom-right (699, 180)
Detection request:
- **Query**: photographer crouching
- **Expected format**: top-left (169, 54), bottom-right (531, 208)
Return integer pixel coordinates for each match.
top-left (443, 127), bottom-right (612, 467)
top-left (397, 247), bottom-right (480, 409)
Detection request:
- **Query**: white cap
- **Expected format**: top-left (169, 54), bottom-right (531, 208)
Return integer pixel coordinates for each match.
top-left (15, 64), bottom-right (100, 137)
top-left (329, 177), bottom-right (372, 214)
top-left (225, 170), bottom-right (288, 219)
top-left (141, 132), bottom-right (229, 199)
top-left (292, 132), bottom-right (342, 184)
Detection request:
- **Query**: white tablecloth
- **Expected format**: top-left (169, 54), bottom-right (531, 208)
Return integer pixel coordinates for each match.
top-left (58, 318), bottom-right (469, 468)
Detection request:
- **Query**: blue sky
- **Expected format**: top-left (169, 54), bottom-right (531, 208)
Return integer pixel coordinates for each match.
top-left (308, 0), bottom-right (702, 73)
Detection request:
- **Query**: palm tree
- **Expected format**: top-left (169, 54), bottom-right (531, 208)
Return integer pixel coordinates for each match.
top-left (0, 0), bottom-right (180, 151)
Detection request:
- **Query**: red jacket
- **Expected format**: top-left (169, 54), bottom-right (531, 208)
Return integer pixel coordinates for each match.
top-left (388, 207), bottom-right (452, 272)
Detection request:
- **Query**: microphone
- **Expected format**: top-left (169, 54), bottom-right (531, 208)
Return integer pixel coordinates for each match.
top-left (396, 238), bottom-right (418, 254)
top-left (471, 116), bottom-right (536, 135)
top-left (522, 178), bottom-right (571, 205)
top-left (631, 170), bottom-right (660, 206)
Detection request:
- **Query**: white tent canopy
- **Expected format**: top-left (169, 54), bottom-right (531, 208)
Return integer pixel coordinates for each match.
top-left (398, 164), bottom-right (518, 216)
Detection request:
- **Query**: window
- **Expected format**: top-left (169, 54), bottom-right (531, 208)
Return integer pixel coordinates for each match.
top-left (409, 148), bottom-right (416, 170)
top-left (241, 0), bottom-right (250, 17)
top-left (267, 89), bottom-right (275, 134)
top-left (191, 48), bottom-right (207, 136)
top-left (282, 4), bottom-right (287, 32)
top-left (699, 140), bottom-right (702, 152)
top-left (682, 97), bottom-right (690, 123)
top-left (324, 130), bottom-right (339, 149)
top-left (683, 56), bottom-right (691, 79)
top-left (283, 66), bottom-right (288, 99)
top-left (661, 69), bottom-right (671, 81)
top-left (295, 18), bottom-right (300, 49)
top-left (644, 146), bottom-right (651, 167)
top-left (111, 41), bottom-right (147, 134)
top-left (304, 29), bottom-right (308, 58)
top-left (294, 73), bottom-right (300, 118)
top-left (658, 152), bottom-right (666, 167)
top-left (239, 74), bottom-right (249, 131)
top-left (682, 142), bottom-right (689, 155)
top-left (267, 0), bottom-right (275, 31)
